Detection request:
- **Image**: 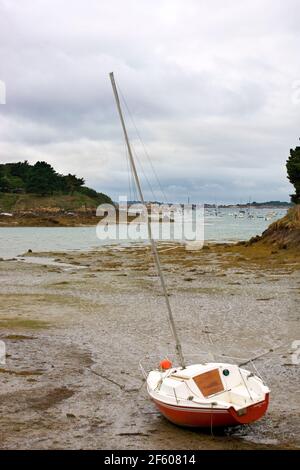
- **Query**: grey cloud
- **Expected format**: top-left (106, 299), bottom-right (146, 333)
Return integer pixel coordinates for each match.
top-left (0, 0), bottom-right (299, 203)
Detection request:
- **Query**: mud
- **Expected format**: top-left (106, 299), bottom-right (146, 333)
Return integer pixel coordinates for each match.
top-left (0, 243), bottom-right (299, 449)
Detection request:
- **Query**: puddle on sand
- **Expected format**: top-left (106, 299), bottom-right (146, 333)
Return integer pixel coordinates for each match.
top-left (16, 256), bottom-right (87, 270)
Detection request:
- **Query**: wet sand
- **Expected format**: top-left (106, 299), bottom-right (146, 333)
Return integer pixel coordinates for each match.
top-left (0, 243), bottom-right (299, 449)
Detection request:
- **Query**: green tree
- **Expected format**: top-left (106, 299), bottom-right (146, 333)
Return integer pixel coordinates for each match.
top-left (286, 146), bottom-right (300, 204)
top-left (25, 174), bottom-right (52, 195)
top-left (25, 161), bottom-right (58, 195)
top-left (7, 175), bottom-right (24, 191)
top-left (9, 161), bottom-right (31, 181)
top-left (63, 174), bottom-right (85, 195)
top-left (0, 175), bottom-right (12, 192)
top-left (78, 186), bottom-right (114, 204)
top-left (0, 160), bottom-right (113, 203)
top-left (78, 186), bottom-right (98, 199)
top-left (96, 191), bottom-right (114, 205)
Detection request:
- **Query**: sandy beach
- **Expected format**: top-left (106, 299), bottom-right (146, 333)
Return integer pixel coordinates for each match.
top-left (0, 243), bottom-right (299, 449)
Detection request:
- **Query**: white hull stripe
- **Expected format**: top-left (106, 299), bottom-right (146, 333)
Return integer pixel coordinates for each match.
top-left (153, 399), bottom-right (231, 414)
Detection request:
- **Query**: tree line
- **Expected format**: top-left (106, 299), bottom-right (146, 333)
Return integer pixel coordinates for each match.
top-left (0, 147), bottom-right (298, 204)
top-left (286, 146), bottom-right (300, 204)
top-left (0, 160), bottom-right (112, 203)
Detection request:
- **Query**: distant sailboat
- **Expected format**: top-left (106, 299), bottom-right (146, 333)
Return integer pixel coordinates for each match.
top-left (110, 72), bottom-right (269, 427)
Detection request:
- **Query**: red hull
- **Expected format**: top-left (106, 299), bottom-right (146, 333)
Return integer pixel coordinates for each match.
top-left (153, 393), bottom-right (269, 428)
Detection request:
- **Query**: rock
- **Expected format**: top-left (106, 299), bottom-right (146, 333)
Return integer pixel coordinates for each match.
top-left (278, 243), bottom-right (287, 250)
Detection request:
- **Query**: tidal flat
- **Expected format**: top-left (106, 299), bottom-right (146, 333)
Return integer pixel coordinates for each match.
top-left (0, 243), bottom-right (299, 449)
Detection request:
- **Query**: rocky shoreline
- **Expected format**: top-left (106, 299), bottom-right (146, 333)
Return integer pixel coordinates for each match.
top-left (0, 243), bottom-right (299, 449)
top-left (0, 211), bottom-right (100, 227)
top-left (247, 206), bottom-right (300, 249)
top-left (0, 209), bottom-right (139, 227)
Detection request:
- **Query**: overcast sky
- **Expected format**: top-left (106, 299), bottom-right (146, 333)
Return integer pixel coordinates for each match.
top-left (0, 0), bottom-right (299, 203)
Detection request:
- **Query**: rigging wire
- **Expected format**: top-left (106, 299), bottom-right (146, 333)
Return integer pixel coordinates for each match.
top-left (110, 71), bottom-right (186, 369)
top-left (128, 116), bottom-right (168, 203)
top-left (124, 141), bottom-right (132, 202)
top-left (132, 146), bottom-right (157, 202)
top-left (116, 79), bottom-right (168, 203)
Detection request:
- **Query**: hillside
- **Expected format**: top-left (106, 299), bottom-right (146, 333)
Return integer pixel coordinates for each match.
top-left (0, 192), bottom-right (115, 227)
top-left (248, 205), bottom-right (300, 249)
top-left (0, 160), bottom-right (112, 204)
top-left (0, 192), bottom-right (112, 212)
top-left (0, 160), bottom-right (113, 226)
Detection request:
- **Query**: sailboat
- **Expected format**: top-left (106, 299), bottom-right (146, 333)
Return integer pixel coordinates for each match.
top-left (109, 72), bottom-right (270, 427)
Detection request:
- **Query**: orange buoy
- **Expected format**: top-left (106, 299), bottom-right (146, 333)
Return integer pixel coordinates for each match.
top-left (160, 359), bottom-right (172, 370)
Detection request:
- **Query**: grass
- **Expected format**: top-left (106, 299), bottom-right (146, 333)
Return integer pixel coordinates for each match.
top-left (0, 318), bottom-right (50, 329)
top-left (273, 205), bottom-right (300, 229)
top-left (0, 193), bottom-right (19, 211)
top-left (248, 205), bottom-right (300, 249)
top-left (0, 191), bottom-right (102, 212)
top-left (31, 239), bottom-right (299, 279)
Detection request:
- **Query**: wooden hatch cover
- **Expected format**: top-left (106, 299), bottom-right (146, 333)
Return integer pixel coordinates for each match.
top-left (193, 369), bottom-right (224, 397)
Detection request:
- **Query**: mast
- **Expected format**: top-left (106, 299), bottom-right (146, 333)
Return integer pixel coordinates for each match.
top-left (109, 72), bottom-right (185, 368)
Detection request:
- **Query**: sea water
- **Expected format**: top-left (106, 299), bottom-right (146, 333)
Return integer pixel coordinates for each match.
top-left (0, 208), bottom-right (288, 259)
